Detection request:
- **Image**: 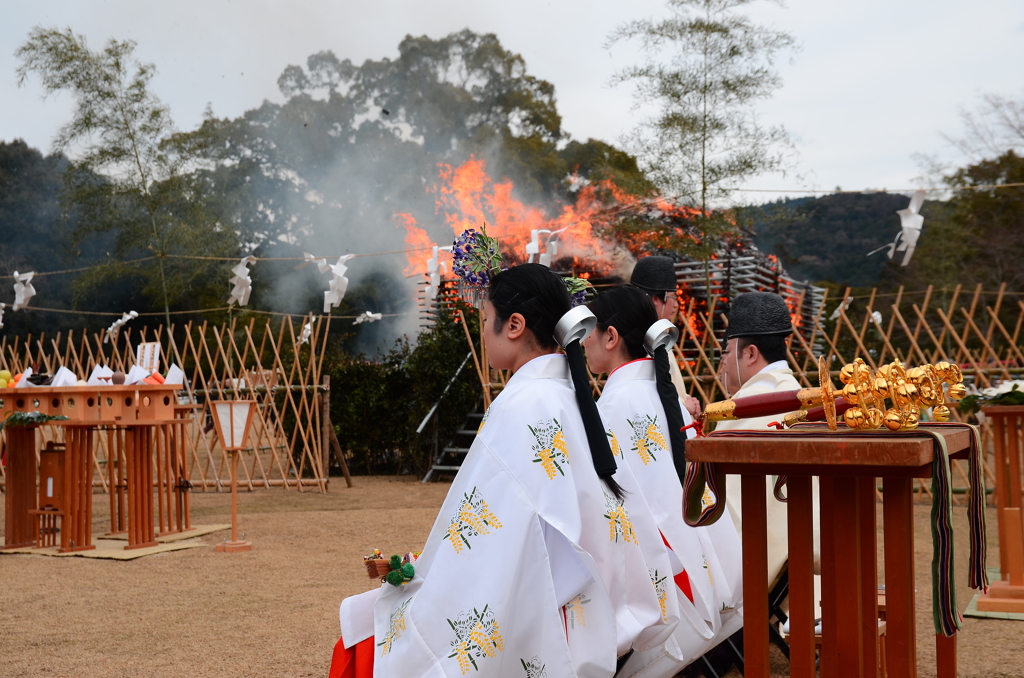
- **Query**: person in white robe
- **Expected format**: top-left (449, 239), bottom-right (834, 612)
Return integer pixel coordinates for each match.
top-left (715, 291), bottom-right (821, 588)
top-left (582, 285), bottom-right (745, 678)
top-left (333, 264), bottom-right (678, 678)
top-left (629, 256), bottom-right (700, 419)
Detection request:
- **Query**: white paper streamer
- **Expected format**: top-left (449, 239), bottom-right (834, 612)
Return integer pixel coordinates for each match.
top-left (353, 311), bottom-right (383, 324)
top-left (227, 256), bottom-right (257, 307)
top-left (323, 255), bottom-right (354, 313)
top-left (12, 271), bottom-right (35, 311)
top-left (105, 310), bottom-right (138, 344)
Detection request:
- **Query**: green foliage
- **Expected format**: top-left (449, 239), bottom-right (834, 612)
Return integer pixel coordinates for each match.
top-left (961, 384), bottom-right (1024, 415)
top-left (1, 411), bottom-right (68, 430)
top-left (749, 193), bottom-right (914, 286)
top-left (15, 27), bottom-right (239, 324)
top-left (182, 30), bottom-right (652, 277)
top-left (325, 304), bottom-right (480, 476)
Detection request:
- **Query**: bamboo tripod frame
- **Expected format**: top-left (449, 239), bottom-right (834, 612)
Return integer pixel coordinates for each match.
top-left (0, 315), bottom-right (335, 496)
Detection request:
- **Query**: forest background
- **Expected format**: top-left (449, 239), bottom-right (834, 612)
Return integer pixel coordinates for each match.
top-left (1, 22), bottom-right (1022, 476)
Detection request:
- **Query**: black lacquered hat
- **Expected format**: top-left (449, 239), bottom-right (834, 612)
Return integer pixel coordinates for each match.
top-left (630, 256), bottom-right (677, 293)
top-left (724, 292), bottom-right (794, 341)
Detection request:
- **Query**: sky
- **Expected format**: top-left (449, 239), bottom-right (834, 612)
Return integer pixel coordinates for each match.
top-left (2, 0), bottom-right (1023, 205)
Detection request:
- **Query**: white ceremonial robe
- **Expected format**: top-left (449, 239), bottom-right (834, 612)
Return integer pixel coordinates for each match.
top-left (715, 363), bottom-right (820, 585)
top-left (339, 354), bottom-right (676, 678)
top-left (597, 359), bottom-right (744, 678)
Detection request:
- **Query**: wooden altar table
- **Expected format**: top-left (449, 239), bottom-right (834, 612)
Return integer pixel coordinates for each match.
top-left (688, 427), bottom-right (972, 678)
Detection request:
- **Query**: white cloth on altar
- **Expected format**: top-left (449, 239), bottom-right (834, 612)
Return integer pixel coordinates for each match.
top-left (339, 353), bottom-right (677, 677)
top-left (596, 359), bottom-right (744, 677)
top-left (715, 363), bottom-right (821, 584)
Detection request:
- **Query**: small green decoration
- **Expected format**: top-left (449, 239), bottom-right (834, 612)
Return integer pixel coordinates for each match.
top-left (960, 382), bottom-right (1024, 415)
top-left (564, 277), bottom-right (594, 307)
top-left (383, 554), bottom-right (416, 587)
top-left (0, 411), bottom-right (68, 432)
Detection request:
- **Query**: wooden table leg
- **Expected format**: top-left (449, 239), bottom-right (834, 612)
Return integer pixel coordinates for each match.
top-left (883, 477), bottom-right (917, 678)
top-left (3, 426), bottom-right (37, 549)
top-left (787, 474), bottom-right (816, 678)
top-left (820, 476), bottom-right (838, 675)
top-left (859, 477), bottom-right (879, 678)
top-left (936, 632), bottom-right (956, 678)
top-left (742, 474), bottom-right (769, 678)
top-left (834, 477), bottom-right (865, 678)
top-left (1009, 416), bottom-right (1022, 513)
top-left (993, 415), bottom-right (1009, 580)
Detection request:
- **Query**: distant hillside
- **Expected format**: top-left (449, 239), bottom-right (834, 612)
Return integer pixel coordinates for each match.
top-left (749, 193), bottom-right (926, 287)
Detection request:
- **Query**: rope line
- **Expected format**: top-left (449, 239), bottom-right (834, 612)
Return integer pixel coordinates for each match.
top-left (13, 305), bottom-right (411, 320)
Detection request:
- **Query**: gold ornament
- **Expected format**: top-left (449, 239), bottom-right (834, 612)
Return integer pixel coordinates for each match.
top-left (948, 383), bottom-right (967, 401)
top-left (874, 376), bottom-right (890, 398)
top-left (933, 405), bottom-right (951, 422)
top-left (839, 363), bottom-right (855, 385)
top-left (884, 410), bottom-right (904, 431)
top-left (904, 410), bottom-right (920, 429)
top-left (845, 407), bottom-right (867, 429)
top-left (866, 408), bottom-right (885, 430)
top-left (842, 382), bottom-right (860, 404)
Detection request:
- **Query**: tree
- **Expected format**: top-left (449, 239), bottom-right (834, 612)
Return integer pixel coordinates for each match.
top-left (944, 91), bottom-right (1024, 163)
top-left (185, 31), bottom-right (652, 289)
top-left (608, 0), bottom-right (796, 266)
top-left (16, 27), bottom-right (236, 326)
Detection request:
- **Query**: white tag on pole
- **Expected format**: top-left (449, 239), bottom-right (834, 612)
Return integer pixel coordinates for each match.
top-left (136, 342), bottom-right (161, 373)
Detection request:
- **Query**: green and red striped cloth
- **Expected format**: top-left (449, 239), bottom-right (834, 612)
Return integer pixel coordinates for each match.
top-left (682, 423), bottom-right (988, 636)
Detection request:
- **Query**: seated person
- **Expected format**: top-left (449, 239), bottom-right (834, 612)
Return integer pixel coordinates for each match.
top-left (331, 263), bottom-right (677, 678)
top-left (584, 285), bottom-right (743, 678)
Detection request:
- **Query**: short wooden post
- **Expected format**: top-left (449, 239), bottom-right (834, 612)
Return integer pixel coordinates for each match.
top-left (321, 375), bottom-right (330, 488)
top-left (215, 451), bottom-right (252, 553)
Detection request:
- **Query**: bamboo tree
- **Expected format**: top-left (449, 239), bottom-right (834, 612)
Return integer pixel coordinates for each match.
top-left (16, 27), bottom-right (233, 324)
top-left (609, 0), bottom-right (797, 293)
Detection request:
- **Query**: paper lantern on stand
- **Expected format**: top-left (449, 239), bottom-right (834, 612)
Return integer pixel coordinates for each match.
top-left (210, 399), bottom-right (257, 553)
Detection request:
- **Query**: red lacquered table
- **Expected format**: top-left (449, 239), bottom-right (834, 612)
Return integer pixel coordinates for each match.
top-left (688, 426), bottom-right (972, 678)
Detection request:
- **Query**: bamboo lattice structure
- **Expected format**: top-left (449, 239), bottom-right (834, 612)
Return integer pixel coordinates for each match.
top-left (0, 315), bottom-right (334, 495)
top-left (671, 282), bottom-right (1024, 505)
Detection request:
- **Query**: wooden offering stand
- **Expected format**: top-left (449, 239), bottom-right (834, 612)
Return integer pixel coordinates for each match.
top-left (689, 426), bottom-right (973, 678)
top-left (1, 384), bottom-right (180, 552)
top-left (978, 406), bottom-right (1024, 612)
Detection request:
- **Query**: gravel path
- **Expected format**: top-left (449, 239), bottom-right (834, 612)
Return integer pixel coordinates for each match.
top-left (1, 477), bottom-right (1020, 677)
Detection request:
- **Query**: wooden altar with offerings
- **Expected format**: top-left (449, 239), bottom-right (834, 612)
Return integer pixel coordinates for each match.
top-left (2, 383), bottom-right (184, 552)
top-left (688, 424), bottom-right (986, 678)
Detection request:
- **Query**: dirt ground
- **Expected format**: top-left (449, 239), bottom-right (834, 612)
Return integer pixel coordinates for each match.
top-left (1, 477), bottom-right (1022, 677)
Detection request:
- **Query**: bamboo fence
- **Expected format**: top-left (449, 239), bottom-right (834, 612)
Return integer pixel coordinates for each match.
top-left (0, 315), bottom-right (335, 494)
top-left (670, 283), bottom-right (1024, 505)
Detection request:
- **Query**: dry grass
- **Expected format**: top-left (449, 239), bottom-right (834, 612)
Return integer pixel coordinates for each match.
top-left (1, 478), bottom-right (1022, 677)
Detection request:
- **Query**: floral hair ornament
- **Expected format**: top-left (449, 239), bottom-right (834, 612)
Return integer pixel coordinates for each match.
top-left (451, 222), bottom-right (503, 305)
top-left (564, 276), bottom-right (594, 308)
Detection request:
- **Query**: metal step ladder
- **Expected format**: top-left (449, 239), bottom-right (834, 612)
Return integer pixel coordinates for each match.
top-left (422, 411), bottom-right (483, 482)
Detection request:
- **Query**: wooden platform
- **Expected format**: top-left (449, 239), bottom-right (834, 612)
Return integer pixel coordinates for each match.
top-left (689, 426), bottom-right (971, 678)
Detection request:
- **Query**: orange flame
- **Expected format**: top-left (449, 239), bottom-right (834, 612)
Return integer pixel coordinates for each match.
top-left (394, 155), bottom-right (707, 278)
top-left (395, 213), bottom-right (433, 276)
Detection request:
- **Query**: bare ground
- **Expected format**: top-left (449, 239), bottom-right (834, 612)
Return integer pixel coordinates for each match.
top-left (0, 477), bottom-right (1021, 677)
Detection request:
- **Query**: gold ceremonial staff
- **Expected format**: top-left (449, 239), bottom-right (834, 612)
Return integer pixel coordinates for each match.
top-left (702, 356), bottom-right (966, 432)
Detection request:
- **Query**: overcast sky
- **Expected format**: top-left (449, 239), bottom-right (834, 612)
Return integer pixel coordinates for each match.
top-left (2, 0), bottom-right (1023, 204)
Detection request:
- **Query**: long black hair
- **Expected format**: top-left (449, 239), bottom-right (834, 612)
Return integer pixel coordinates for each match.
top-left (588, 284), bottom-right (688, 484)
top-left (587, 285), bottom-right (657, 361)
top-left (488, 264), bottom-right (624, 499)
